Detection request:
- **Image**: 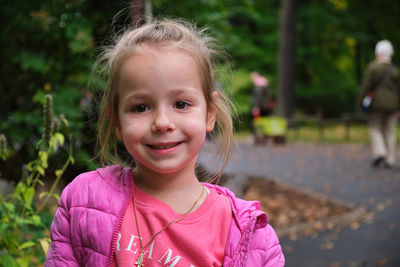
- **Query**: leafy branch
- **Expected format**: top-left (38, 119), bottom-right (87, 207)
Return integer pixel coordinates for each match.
top-left (0, 94), bottom-right (74, 266)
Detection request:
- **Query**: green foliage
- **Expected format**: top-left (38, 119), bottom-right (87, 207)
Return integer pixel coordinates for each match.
top-left (1, 0), bottom-right (399, 177)
top-left (231, 68), bottom-right (253, 113)
top-left (152, 0), bottom-right (280, 74)
top-left (152, 0), bottom-right (400, 119)
top-left (0, 135), bottom-right (7, 161)
top-left (295, 0), bottom-right (400, 117)
top-left (0, 0), bottom-right (126, 180)
top-left (0, 95), bottom-right (74, 266)
top-left (152, 0), bottom-right (281, 129)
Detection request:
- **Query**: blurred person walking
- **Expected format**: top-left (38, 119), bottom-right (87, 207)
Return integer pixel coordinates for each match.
top-left (251, 72), bottom-right (272, 118)
top-left (359, 40), bottom-right (400, 168)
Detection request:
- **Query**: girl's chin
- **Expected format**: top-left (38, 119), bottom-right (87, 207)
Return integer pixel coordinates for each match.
top-left (134, 160), bottom-right (196, 176)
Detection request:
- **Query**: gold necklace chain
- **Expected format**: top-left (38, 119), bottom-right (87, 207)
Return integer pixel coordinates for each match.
top-left (132, 186), bottom-right (206, 267)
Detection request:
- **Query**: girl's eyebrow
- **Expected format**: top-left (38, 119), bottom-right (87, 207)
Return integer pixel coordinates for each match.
top-left (124, 87), bottom-right (202, 99)
top-left (121, 90), bottom-right (151, 101)
top-left (167, 87), bottom-right (203, 96)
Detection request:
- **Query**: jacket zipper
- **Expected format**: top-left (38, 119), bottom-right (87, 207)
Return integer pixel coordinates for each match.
top-left (107, 169), bottom-right (134, 267)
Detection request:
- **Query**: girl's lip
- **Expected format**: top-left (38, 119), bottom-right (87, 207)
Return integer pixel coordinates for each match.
top-left (146, 141), bottom-right (183, 149)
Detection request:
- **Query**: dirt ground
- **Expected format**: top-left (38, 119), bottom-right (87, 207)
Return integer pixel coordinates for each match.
top-left (244, 177), bottom-right (353, 232)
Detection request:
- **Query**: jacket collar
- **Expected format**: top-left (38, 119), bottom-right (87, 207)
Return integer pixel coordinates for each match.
top-left (203, 183), bottom-right (268, 232)
top-left (97, 165), bottom-right (133, 193)
top-left (97, 166), bottom-right (268, 231)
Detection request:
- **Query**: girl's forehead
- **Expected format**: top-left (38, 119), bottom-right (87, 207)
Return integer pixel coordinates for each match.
top-left (117, 44), bottom-right (207, 97)
top-left (120, 45), bottom-right (202, 82)
top-left (131, 43), bottom-right (195, 61)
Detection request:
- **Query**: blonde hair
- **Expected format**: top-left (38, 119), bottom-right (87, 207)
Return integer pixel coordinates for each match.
top-left (94, 19), bottom-right (235, 179)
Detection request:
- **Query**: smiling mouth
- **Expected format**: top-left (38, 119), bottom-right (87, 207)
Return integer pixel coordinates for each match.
top-left (147, 142), bottom-right (182, 150)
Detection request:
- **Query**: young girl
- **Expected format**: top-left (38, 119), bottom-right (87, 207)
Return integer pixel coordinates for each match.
top-left (45, 19), bottom-right (284, 267)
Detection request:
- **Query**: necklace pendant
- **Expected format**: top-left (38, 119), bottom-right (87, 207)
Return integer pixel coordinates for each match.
top-left (135, 252), bottom-right (144, 267)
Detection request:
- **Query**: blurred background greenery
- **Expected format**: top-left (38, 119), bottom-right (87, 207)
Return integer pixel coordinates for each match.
top-left (1, 0), bottom-right (399, 182)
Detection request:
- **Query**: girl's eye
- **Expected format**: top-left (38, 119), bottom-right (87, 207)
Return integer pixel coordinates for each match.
top-left (174, 101), bottom-right (189, 109)
top-left (131, 104), bottom-right (149, 113)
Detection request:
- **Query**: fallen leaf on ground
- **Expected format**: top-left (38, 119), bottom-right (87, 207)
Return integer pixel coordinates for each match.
top-left (375, 258), bottom-right (388, 266)
top-left (244, 177), bottom-right (354, 235)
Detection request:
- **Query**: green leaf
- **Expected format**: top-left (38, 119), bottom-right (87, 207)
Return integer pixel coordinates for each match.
top-left (40, 237), bottom-right (51, 256)
top-left (32, 90), bottom-right (46, 105)
top-left (55, 132), bottom-right (65, 146)
top-left (38, 151), bottom-right (48, 165)
top-left (66, 23), bottom-right (92, 53)
top-left (49, 133), bottom-right (65, 151)
top-left (37, 166), bottom-right (45, 176)
top-left (4, 202), bottom-right (15, 214)
top-left (16, 256), bottom-right (30, 267)
top-left (39, 192), bottom-right (48, 199)
top-left (52, 193), bottom-right (60, 202)
top-left (15, 217), bottom-right (32, 226)
top-left (23, 187), bottom-right (35, 207)
top-left (14, 51), bottom-right (47, 73)
top-left (18, 241), bottom-right (36, 251)
top-left (55, 169), bottom-right (63, 177)
top-left (35, 139), bottom-right (44, 149)
top-left (60, 116), bottom-right (69, 127)
top-left (26, 161), bottom-right (35, 172)
top-left (0, 254), bottom-right (18, 267)
top-left (0, 222), bottom-right (9, 235)
top-left (31, 214), bottom-right (41, 225)
top-left (16, 182), bottom-right (26, 194)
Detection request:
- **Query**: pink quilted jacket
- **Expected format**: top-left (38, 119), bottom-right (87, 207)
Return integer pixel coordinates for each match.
top-left (45, 165), bottom-right (284, 266)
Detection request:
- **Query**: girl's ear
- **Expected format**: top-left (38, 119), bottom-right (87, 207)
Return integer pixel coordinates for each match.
top-left (206, 92), bottom-right (218, 133)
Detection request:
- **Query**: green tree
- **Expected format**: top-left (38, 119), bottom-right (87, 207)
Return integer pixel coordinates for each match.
top-left (0, 0), bottom-right (127, 181)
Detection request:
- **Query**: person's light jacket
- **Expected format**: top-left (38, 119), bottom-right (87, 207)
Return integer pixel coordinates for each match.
top-left (45, 165), bottom-right (285, 266)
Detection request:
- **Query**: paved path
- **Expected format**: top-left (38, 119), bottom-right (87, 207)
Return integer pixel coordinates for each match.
top-left (199, 141), bottom-right (400, 267)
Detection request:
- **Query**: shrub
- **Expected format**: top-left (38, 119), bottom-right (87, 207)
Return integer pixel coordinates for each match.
top-left (0, 95), bottom-right (74, 266)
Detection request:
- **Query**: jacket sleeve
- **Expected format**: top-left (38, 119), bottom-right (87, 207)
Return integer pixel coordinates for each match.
top-left (263, 225), bottom-right (285, 267)
top-left (358, 63), bottom-right (375, 107)
top-left (396, 69), bottom-right (400, 107)
top-left (45, 185), bottom-right (80, 267)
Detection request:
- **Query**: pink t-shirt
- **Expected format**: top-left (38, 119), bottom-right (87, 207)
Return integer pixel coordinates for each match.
top-left (112, 185), bottom-right (232, 267)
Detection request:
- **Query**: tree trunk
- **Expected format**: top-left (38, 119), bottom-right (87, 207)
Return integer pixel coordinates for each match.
top-left (355, 41), bottom-right (362, 84)
top-left (277, 0), bottom-right (298, 119)
top-left (130, 0), bottom-right (152, 27)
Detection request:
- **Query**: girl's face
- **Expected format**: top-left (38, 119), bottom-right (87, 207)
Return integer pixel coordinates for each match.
top-left (116, 45), bottom-right (216, 175)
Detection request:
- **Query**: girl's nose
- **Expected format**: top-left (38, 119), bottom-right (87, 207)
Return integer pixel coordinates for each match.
top-left (151, 109), bottom-right (175, 133)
